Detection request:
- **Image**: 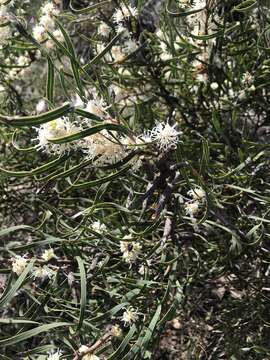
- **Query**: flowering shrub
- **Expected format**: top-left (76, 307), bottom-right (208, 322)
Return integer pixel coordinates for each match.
top-left (1, 0), bottom-right (270, 359)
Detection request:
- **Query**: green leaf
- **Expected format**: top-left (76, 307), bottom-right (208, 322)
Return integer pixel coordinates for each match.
top-left (0, 154), bottom-right (69, 178)
top-left (56, 21), bottom-right (84, 97)
top-left (71, 165), bottom-right (131, 190)
top-left (166, 3), bottom-right (205, 17)
top-left (0, 319), bottom-right (39, 325)
top-left (46, 56), bottom-right (55, 103)
top-left (0, 322), bottom-right (72, 346)
top-left (233, 0), bottom-right (257, 12)
top-left (141, 305), bottom-right (161, 350)
top-left (76, 256), bottom-right (87, 330)
top-left (0, 225), bottom-right (33, 237)
top-left (48, 123), bottom-right (131, 144)
top-left (0, 102), bottom-right (72, 127)
top-left (75, 108), bottom-right (103, 122)
top-left (69, 0), bottom-right (112, 14)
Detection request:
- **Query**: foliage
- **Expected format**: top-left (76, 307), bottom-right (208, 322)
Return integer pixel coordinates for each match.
top-left (1, 0), bottom-right (270, 359)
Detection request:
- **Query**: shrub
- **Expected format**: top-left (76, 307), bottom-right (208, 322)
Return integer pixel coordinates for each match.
top-left (1, 0), bottom-right (270, 359)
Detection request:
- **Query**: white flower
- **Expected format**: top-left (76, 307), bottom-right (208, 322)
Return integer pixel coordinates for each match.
top-left (120, 236), bottom-right (141, 263)
top-left (34, 117), bottom-right (80, 154)
top-left (187, 187), bottom-right (206, 201)
top-left (113, 5), bottom-right (138, 24)
top-left (116, 24), bottom-right (129, 35)
top-left (83, 130), bottom-right (124, 165)
top-left (111, 46), bottom-right (125, 62)
top-left (17, 55), bottom-right (29, 67)
top-left (110, 84), bottom-right (125, 101)
top-left (179, 0), bottom-right (191, 8)
top-left (122, 307), bottom-right (138, 326)
top-left (39, 14), bottom-right (56, 31)
top-left (184, 201), bottom-right (199, 216)
top-left (47, 349), bottom-right (62, 360)
top-left (97, 22), bottom-right (110, 37)
top-left (36, 99), bottom-right (47, 113)
top-left (111, 324), bottom-right (122, 337)
top-left (160, 50), bottom-right (172, 61)
top-left (33, 24), bottom-right (47, 42)
top-left (196, 73), bottom-right (208, 83)
top-left (190, 0), bottom-right (206, 10)
top-left (41, 248), bottom-right (56, 261)
top-left (150, 122), bottom-right (180, 150)
top-left (41, 2), bottom-right (60, 16)
top-left (53, 29), bottom-right (64, 41)
top-left (123, 39), bottom-right (138, 54)
top-left (78, 346), bottom-right (99, 360)
top-left (12, 256), bottom-right (28, 275)
top-left (138, 260), bottom-right (151, 275)
top-left (85, 96), bottom-right (107, 118)
top-left (32, 265), bottom-right (54, 279)
top-left (92, 220), bottom-right (107, 234)
top-left (210, 82), bottom-right (219, 90)
top-left (46, 28), bottom-right (64, 48)
top-left (242, 71), bottom-right (253, 86)
top-left (73, 94), bottom-right (85, 108)
top-left (138, 264), bottom-right (146, 275)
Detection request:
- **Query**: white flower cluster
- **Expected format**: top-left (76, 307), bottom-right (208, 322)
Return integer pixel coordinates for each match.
top-left (184, 186), bottom-right (206, 218)
top-left (47, 349), bottom-right (63, 360)
top-left (96, 5), bottom-right (139, 63)
top-left (32, 1), bottom-right (64, 49)
top-left (82, 127), bottom-right (125, 165)
top-left (12, 255), bottom-right (28, 275)
top-left (92, 220), bottom-right (107, 234)
top-left (149, 122), bottom-right (180, 150)
top-left (34, 117), bottom-right (81, 154)
top-left (122, 307), bottom-right (139, 326)
top-left (120, 235), bottom-right (141, 263)
top-left (32, 265), bottom-right (54, 279)
top-left (78, 346), bottom-right (99, 360)
top-left (113, 5), bottom-right (138, 24)
top-left (12, 248), bottom-right (57, 279)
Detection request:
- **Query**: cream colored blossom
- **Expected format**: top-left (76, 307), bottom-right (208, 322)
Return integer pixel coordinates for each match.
top-left (78, 346), bottom-right (99, 360)
top-left (187, 187), bottom-right (206, 201)
top-left (98, 22), bottom-right (110, 37)
top-left (32, 265), bottom-right (54, 279)
top-left (83, 130), bottom-right (124, 165)
top-left (47, 349), bottom-right (63, 360)
top-left (33, 24), bottom-right (47, 42)
top-left (111, 46), bottom-right (125, 62)
top-left (12, 256), bottom-right (28, 275)
top-left (92, 220), bottom-right (107, 234)
top-left (113, 5), bottom-right (138, 24)
top-left (120, 236), bottom-right (141, 263)
top-left (41, 248), bottom-right (56, 262)
top-left (150, 122), bottom-right (180, 150)
top-left (111, 324), bottom-right (122, 337)
top-left (39, 14), bottom-right (55, 31)
top-left (41, 2), bottom-right (60, 16)
top-left (35, 117), bottom-right (80, 154)
top-left (122, 307), bottom-right (138, 326)
top-left (85, 96), bottom-right (107, 118)
top-left (184, 201), bottom-right (199, 216)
